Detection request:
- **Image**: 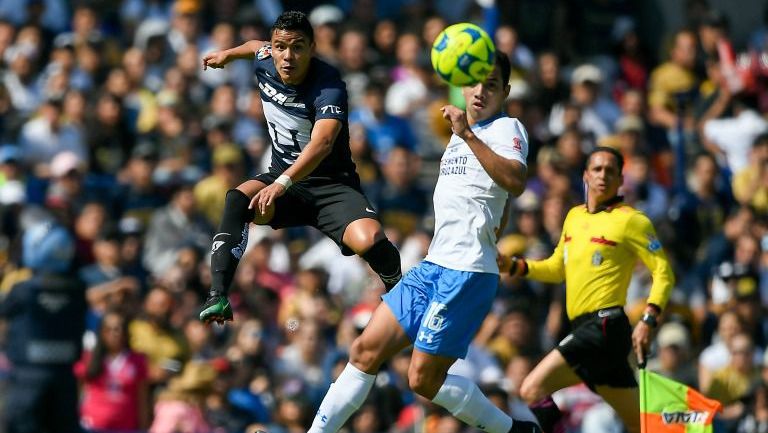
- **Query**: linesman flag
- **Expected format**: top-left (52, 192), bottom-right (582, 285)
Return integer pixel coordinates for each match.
top-left (639, 369), bottom-right (722, 433)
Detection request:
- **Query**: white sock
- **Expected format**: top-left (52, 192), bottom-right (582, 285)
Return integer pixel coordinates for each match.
top-left (432, 374), bottom-right (514, 433)
top-left (308, 363), bottom-right (376, 433)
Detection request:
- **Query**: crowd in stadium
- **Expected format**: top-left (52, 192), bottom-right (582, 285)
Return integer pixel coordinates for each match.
top-left (0, 0), bottom-right (767, 432)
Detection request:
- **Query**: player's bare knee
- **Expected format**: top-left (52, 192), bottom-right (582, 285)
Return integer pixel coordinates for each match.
top-left (349, 337), bottom-right (378, 374)
top-left (519, 377), bottom-right (542, 403)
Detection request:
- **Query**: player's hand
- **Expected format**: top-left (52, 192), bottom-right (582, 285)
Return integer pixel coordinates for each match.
top-left (441, 105), bottom-right (471, 139)
top-left (632, 320), bottom-right (652, 366)
top-left (497, 253), bottom-right (512, 273)
top-left (202, 50), bottom-right (230, 70)
top-left (250, 182), bottom-right (286, 216)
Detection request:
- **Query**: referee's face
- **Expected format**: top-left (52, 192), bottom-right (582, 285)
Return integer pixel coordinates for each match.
top-left (271, 29), bottom-right (314, 85)
top-left (584, 151), bottom-right (622, 202)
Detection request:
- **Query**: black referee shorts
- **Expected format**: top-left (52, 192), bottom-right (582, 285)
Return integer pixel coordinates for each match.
top-left (252, 171), bottom-right (379, 256)
top-left (556, 306), bottom-right (637, 391)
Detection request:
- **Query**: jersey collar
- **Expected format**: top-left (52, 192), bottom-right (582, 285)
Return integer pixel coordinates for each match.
top-left (587, 195), bottom-right (624, 214)
top-left (470, 112), bottom-right (506, 129)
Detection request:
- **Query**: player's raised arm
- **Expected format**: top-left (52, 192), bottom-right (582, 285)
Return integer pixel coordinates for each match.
top-left (283, 118), bottom-right (340, 182)
top-left (202, 40), bottom-right (267, 70)
top-left (447, 112), bottom-right (527, 196)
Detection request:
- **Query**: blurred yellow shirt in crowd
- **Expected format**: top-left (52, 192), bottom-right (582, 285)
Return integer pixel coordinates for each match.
top-left (732, 166), bottom-right (768, 213)
top-left (706, 366), bottom-right (761, 405)
top-left (648, 62), bottom-right (697, 111)
top-left (194, 175), bottom-right (228, 227)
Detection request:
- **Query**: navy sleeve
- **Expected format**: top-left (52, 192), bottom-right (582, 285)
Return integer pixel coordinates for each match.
top-left (314, 76), bottom-right (348, 122)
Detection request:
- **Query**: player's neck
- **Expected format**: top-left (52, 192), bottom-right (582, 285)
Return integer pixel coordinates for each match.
top-left (468, 111), bottom-right (504, 128)
top-left (587, 194), bottom-right (622, 213)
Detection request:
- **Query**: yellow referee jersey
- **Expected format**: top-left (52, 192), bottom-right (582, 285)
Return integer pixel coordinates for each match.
top-left (527, 202), bottom-right (674, 320)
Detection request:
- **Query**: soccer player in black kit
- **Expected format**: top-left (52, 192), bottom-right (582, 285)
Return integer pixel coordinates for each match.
top-left (199, 11), bottom-right (402, 324)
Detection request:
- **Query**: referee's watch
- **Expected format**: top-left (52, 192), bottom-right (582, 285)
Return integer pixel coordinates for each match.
top-left (640, 312), bottom-right (658, 328)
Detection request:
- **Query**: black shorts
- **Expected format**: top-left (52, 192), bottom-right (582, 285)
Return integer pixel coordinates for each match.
top-left (253, 172), bottom-right (378, 256)
top-left (556, 306), bottom-right (637, 391)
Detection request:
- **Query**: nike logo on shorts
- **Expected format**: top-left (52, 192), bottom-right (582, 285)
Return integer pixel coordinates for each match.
top-left (365, 207), bottom-right (376, 213)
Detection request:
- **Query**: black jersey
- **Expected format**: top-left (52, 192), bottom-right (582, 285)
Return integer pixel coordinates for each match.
top-left (254, 45), bottom-right (356, 178)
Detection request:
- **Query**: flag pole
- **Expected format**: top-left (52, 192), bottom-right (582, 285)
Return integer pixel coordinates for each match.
top-left (638, 348), bottom-right (647, 433)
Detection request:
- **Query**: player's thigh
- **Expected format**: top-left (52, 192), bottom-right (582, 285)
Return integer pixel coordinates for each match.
top-left (594, 385), bottom-right (640, 433)
top-left (350, 301), bottom-right (411, 374)
top-left (412, 268), bottom-right (497, 360)
top-left (237, 178), bottom-right (272, 223)
top-left (313, 183), bottom-right (380, 255)
top-left (519, 349), bottom-right (582, 403)
top-left (248, 174), bottom-right (314, 227)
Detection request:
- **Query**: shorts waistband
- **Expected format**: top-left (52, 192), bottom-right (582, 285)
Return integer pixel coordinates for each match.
top-left (571, 306), bottom-right (624, 328)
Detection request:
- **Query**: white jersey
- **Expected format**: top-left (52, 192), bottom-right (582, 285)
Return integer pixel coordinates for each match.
top-left (425, 115), bottom-right (528, 274)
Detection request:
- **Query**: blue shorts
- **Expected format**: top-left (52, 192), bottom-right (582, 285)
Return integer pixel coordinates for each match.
top-left (382, 261), bottom-right (498, 358)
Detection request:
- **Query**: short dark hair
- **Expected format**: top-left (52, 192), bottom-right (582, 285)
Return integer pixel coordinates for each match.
top-left (587, 146), bottom-right (624, 172)
top-left (271, 11), bottom-right (314, 44)
top-left (495, 51), bottom-right (512, 86)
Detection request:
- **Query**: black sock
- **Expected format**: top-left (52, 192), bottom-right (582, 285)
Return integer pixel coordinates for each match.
top-left (529, 396), bottom-right (563, 433)
top-left (210, 189), bottom-right (255, 296)
top-left (360, 239), bottom-right (402, 291)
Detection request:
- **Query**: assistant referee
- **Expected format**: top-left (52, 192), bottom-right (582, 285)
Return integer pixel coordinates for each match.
top-left (501, 146), bottom-right (674, 433)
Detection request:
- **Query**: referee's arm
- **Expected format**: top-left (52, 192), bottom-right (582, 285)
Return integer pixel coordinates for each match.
top-left (625, 213), bottom-right (675, 310)
top-left (524, 224), bottom-right (567, 284)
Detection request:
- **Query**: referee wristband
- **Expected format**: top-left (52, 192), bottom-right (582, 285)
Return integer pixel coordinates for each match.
top-left (274, 174), bottom-right (293, 190)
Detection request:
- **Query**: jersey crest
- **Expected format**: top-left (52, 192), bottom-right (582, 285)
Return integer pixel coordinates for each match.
top-left (257, 45), bottom-right (272, 60)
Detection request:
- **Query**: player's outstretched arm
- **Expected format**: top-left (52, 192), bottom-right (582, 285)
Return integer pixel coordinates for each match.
top-left (202, 40), bottom-right (267, 70)
top-left (441, 105), bottom-right (526, 196)
top-left (250, 119), bottom-right (341, 214)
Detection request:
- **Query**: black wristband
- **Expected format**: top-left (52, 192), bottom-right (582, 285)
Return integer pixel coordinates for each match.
top-left (509, 256), bottom-right (528, 276)
top-left (641, 312), bottom-right (658, 328)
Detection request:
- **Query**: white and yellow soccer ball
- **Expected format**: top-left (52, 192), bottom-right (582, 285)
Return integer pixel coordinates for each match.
top-left (431, 23), bottom-right (496, 87)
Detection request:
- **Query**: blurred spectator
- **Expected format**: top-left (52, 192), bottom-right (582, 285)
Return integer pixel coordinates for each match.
top-left (531, 51), bottom-right (569, 116)
top-left (86, 93), bottom-right (135, 176)
top-left (707, 333), bottom-right (762, 417)
top-left (1, 223), bottom-right (85, 433)
top-left (733, 133), bottom-right (768, 212)
top-left (699, 311), bottom-right (756, 393)
top-left (75, 309), bottom-right (150, 432)
top-left (703, 93), bottom-right (768, 175)
top-left (622, 152), bottom-right (669, 223)
top-left (350, 81), bottom-right (417, 163)
top-left (548, 64), bottom-right (615, 140)
top-left (19, 96), bottom-right (87, 171)
top-left (647, 30), bottom-right (698, 131)
top-left (648, 322), bottom-right (698, 387)
top-left (367, 147), bottom-right (428, 237)
top-left (149, 360), bottom-right (215, 433)
top-left (129, 286), bottom-right (189, 385)
top-left (194, 144), bottom-right (245, 227)
top-left (143, 183), bottom-right (211, 277)
top-left (80, 226), bottom-right (141, 329)
top-left (495, 25), bottom-right (534, 72)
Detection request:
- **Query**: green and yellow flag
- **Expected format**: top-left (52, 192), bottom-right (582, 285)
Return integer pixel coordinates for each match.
top-left (639, 369), bottom-right (722, 433)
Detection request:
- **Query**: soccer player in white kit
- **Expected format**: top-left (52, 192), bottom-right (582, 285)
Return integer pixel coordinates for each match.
top-left (306, 53), bottom-right (541, 433)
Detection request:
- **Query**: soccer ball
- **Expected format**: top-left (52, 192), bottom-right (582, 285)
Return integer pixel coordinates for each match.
top-left (431, 23), bottom-right (496, 87)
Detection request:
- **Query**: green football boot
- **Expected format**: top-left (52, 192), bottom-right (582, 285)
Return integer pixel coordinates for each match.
top-left (199, 292), bottom-right (233, 324)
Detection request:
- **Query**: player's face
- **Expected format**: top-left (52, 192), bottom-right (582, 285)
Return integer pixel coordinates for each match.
top-left (584, 151), bottom-right (623, 202)
top-left (271, 29), bottom-right (314, 85)
top-left (462, 65), bottom-right (510, 123)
